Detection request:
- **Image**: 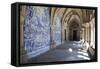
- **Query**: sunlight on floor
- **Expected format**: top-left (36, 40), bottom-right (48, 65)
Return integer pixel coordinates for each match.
top-left (77, 55), bottom-right (90, 60)
top-left (68, 48), bottom-right (73, 52)
top-left (78, 49), bottom-right (81, 51)
top-left (77, 51), bottom-right (88, 56)
top-left (72, 44), bottom-right (76, 45)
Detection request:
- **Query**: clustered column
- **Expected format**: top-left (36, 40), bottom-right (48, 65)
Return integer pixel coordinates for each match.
top-left (51, 25), bottom-right (56, 48)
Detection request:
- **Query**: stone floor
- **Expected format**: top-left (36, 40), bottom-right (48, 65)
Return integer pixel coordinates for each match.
top-left (28, 41), bottom-right (90, 63)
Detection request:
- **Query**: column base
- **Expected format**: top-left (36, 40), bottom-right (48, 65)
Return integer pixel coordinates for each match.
top-left (50, 41), bottom-right (56, 49)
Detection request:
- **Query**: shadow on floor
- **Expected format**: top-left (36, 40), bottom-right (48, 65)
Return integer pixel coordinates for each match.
top-left (28, 41), bottom-right (90, 63)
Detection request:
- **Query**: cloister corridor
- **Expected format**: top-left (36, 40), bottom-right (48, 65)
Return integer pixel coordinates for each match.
top-left (20, 6), bottom-right (96, 64)
top-left (28, 41), bottom-right (90, 63)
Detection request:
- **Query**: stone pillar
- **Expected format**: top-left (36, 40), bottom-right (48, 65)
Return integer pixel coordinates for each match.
top-left (61, 27), bottom-right (64, 43)
top-left (50, 25), bottom-right (56, 48)
top-left (87, 23), bottom-right (90, 47)
top-left (90, 22), bottom-right (93, 46)
top-left (90, 18), bottom-right (95, 48)
top-left (87, 25), bottom-right (89, 43)
top-left (80, 29), bottom-right (82, 39)
top-left (84, 26), bottom-right (87, 42)
top-left (66, 26), bottom-right (68, 41)
top-left (84, 27), bottom-right (86, 42)
top-left (81, 28), bottom-right (84, 40)
top-left (93, 18), bottom-right (95, 48)
top-left (89, 23), bottom-right (91, 45)
top-left (86, 23), bottom-right (89, 42)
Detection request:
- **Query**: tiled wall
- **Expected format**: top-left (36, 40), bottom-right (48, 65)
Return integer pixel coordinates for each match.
top-left (55, 16), bottom-right (61, 46)
top-left (24, 6), bottom-right (50, 58)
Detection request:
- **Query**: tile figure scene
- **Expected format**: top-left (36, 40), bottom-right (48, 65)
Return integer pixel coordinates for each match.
top-left (20, 5), bottom-right (96, 64)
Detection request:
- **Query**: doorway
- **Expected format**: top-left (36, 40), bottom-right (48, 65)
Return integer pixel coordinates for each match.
top-left (68, 22), bottom-right (80, 41)
top-left (64, 29), bottom-right (66, 40)
top-left (73, 30), bottom-right (77, 41)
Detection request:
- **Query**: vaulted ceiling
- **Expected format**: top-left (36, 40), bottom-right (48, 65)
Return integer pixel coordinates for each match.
top-left (51, 7), bottom-right (95, 25)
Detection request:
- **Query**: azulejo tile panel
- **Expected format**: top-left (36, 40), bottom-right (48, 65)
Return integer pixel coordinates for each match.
top-left (55, 16), bottom-right (61, 46)
top-left (24, 6), bottom-right (50, 58)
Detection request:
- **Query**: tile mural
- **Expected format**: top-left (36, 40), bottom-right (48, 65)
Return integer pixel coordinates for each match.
top-left (55, 16), bottom-right (61, 46)
top-left (24, 6), bottom-right (62, 58)
top-left (24, 6), bottom-right (50, 58)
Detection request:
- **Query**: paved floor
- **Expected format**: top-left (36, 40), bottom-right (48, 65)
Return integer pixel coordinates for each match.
top-left (28, 41), bottom-right (90, 63)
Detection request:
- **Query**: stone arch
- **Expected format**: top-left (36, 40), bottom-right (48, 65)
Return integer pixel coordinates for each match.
top-left (61, 9), bottom-right (82, 42)
top-left (68, 22), bottom-right (80, 41)
top-left (50, 8), bottom-right (66, 46)
top-left (52, 8), bottom-right (66, 25)
top-left (61, 9), bottom-right (82, 25)
top-left (67, 15), bottom-right (81, 41)
top-left (50, 8), bottom-right (61, 47)
top-left (67, 14), bottom-right (81, 28)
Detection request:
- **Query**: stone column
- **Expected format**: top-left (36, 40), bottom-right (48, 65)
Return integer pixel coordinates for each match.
top-left (93, 18), bottom-right (95, 48)
top-left (89, 23), bottom-right (91, 45)
top-left (80, 29), bottom-right (82, 39)
top-left (87, 25), bottom-right (89, 43)
top-left (61, 27), bottom-right (64, 43)
top-left (84, 27), bottom-right (86, 42)
top-left (66, 26), bottom-right (68, 41)
top-left (81, 28), bottom-right (84, 40)
top-left (84, 24), bottom-right (87, 42)
top-left (88, 24), bottom-right (90, 45)
top-left (90, 22), bottom-right (93, 46)
top-left (86, 23), bottom-right (88, 42)
top-left (50, 25), bottom-right (56, 48)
